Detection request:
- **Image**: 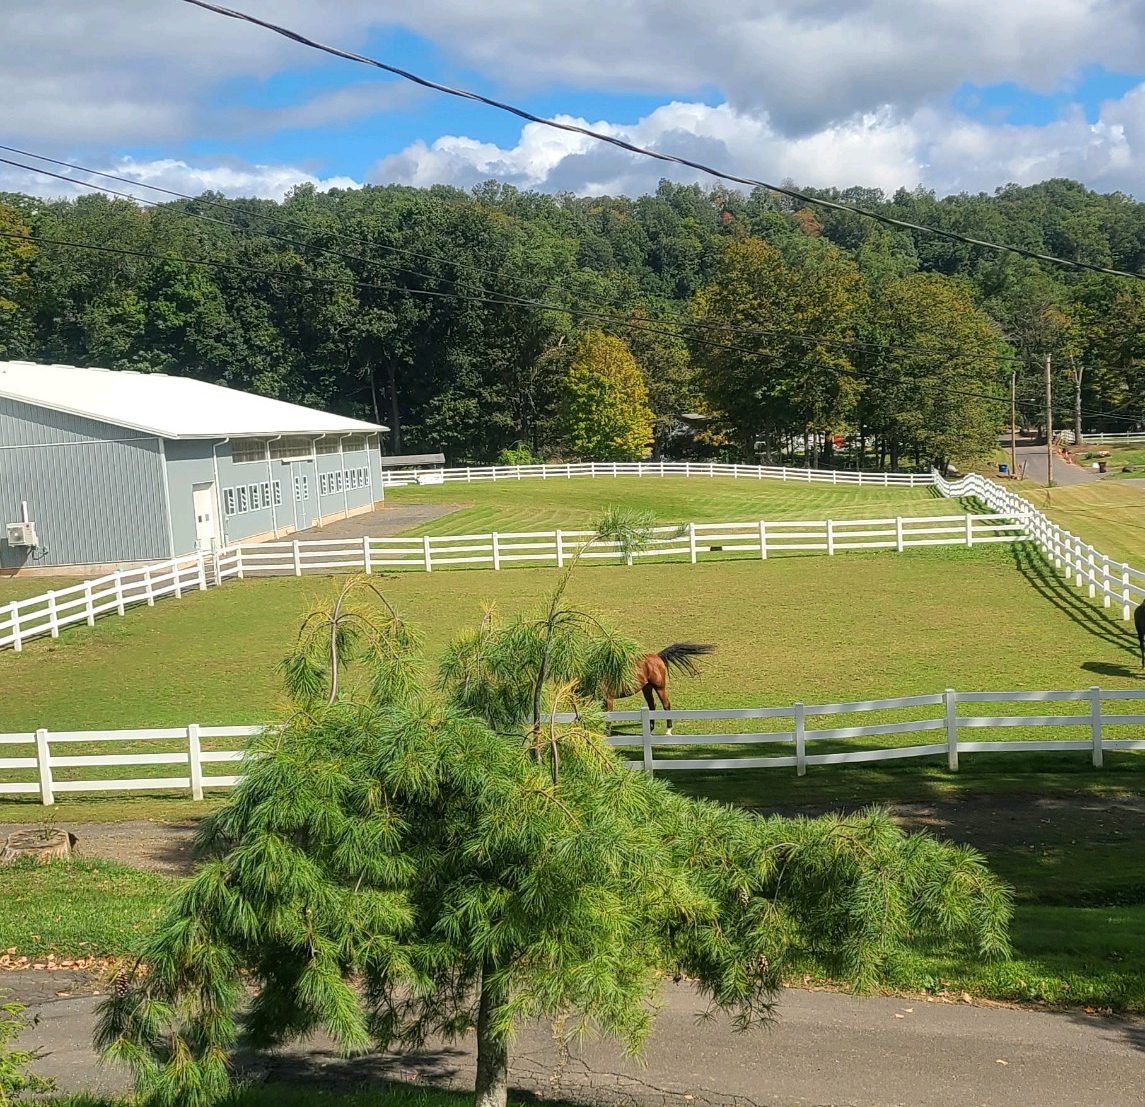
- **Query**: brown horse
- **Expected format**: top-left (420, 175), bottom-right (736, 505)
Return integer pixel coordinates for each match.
top-left (604, 643), bottom-right (715, 735)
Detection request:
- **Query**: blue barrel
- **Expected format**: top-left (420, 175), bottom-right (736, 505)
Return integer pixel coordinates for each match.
top-left (999, 463), bottom-right (1009, 474)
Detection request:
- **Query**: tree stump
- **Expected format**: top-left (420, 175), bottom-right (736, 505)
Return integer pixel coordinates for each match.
top-left (0, 828), bottom-right (76, 866)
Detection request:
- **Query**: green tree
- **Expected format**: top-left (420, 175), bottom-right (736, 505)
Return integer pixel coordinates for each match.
top-left (556, 331), bottom-right (654, 459)
top-left (97, 562), bottom-right (1011, 1107)
top-left (0, 203), bottom-right (36, 358)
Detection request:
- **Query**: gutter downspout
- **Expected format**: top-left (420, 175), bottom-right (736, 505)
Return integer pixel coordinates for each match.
top-left (211, 437), bottom-right (229, 547)
top-left (265, 435), bottom-right (282, 538)
top-left (157, 438), bottom-right (176, 558)
top-left (312, 436), bottom-right (323, 528)
top-left (366, 432), bottom-right (379, 505)
top-left (339, 433), bottom-right (351, 519)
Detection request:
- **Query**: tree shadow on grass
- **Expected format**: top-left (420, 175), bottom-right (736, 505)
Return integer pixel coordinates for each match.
top-left (1082, 661), bottom-right (1145, 680)
top-left (1006, 544), bottom-right (1140, 660)
top-left (1059, 1009), bottom-right (1145, 1055)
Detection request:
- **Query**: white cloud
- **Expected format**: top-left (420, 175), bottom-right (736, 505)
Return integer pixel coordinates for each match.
top-left (0, 158), bottom-right (361, 203)
top-left (372, 87), bottom-right (1145, 199)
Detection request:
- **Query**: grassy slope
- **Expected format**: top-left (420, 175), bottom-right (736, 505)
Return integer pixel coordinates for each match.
top-left (1014, 480), bottom-right (1145, 566)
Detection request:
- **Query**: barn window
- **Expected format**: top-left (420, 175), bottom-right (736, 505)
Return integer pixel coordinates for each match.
top-left (223, 488), bottom-right (236, 516)
top-left (273, 481), bottom-right (282, 507)
top-left (316, 438), bottom-right (340, 455)
top-left (270, 437), bottom-right (314, 461)
top-left (231, 438), bottom-right (265, 464)
top-left (261, 482), bottom-right (271, 509)
top-left (343, 435), bottom-right (366, 451)
top-left (237, 486), bottom-right (249, 513)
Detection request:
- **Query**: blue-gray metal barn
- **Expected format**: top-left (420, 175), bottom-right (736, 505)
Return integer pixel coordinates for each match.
top-left (0, 361), bottom-right (387, 573)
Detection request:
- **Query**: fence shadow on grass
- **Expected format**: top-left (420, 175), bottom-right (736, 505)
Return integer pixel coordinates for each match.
top-left (1006, 543), bottom-right (1141, 660)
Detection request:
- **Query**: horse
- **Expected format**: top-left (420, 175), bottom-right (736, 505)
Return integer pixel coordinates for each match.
top-left (1136, 602), bottom-right (1145, 669)
top-left (603, 643), bottom-right (715, 735)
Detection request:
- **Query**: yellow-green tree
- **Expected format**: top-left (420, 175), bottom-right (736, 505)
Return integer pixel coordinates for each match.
top-left (557, 331), bottom-right (653, 460)
top-left (0, 204), bottom-right (36, 358)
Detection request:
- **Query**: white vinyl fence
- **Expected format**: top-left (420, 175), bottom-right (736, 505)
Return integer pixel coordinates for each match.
top-left (233, 511), bottom-right (1024, 577)
top-left (380, 459), bottom-right (933, 488)
top-left (0, 549), bottom-right (242, 652)
top-left (6, 687), bottom-right (1145, 804)
top-left (936, 471), bottom-right (1145, 622)
top-left (0, 510), bottom-right (1026, 651)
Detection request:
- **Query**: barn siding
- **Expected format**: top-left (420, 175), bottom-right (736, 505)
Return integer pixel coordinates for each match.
top-left (0, 398), bottom-right (169, 569)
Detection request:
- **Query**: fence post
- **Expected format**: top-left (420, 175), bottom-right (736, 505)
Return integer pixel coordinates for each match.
top-left (423, 535), bottom-right (433, 573)
top-left (492, 532), bottom-right (501, 571)
top-left (6, 603), bottom-right (20, 652)
top-left (144, 565), bottom-right (155, 606)
top-left (794, 702), bottom-right (806, 777)
top-left (47, 591), bottom-right (59, 639)
top-left (211, 550), bottom-right (221, 590)
top-left (895, 516), bottom-right (904, 553)
top-left (292, 541), bottom-right (302, 577)
top-left (831, 469), bottom-right (837, 485)
top-left (172, 560), bottom-right (183, 599)
top-left (1087, 549), bottom-right (1096, 599)
top-left (114, 571), bottom-right (126, 616)
top-left (1123, 569), bottom-right (1132, 621)
top-left (1101, 557), bottom-right (1110, 608)
top-left (187, 723), bottom-right (204, 801)
top-left (826, 519), bottom-right (835, 556)
top-left (964, 514), bottom-right (974, 548)
top-left (1089, 686), bottom-right (1104, 769)
top-left (688, 523), bottom-right (697, 564)
top-left (641, 708), bottom-right (654, 776)
top-left (944, 689), bottom-right (958, 771)
top-left (197, 552), bottom-right (207, 591)
top-left (555, 529), bottom-right (564, 569)
top-left (83, 579), bottom-right (95, 625)
top-left (1075, 538), bottom-right (1084, 588)
top-left (363, 535), bottom-right (372, 575)
top-left (35, 728), bottom-right (53, 805)
top-left (758, 520), bottom-right (767, 560)
top-left (236, 545), bottom-right (245, 581)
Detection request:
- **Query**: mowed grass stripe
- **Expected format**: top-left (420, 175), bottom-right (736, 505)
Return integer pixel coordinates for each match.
top-left (383, 475), bottom-right (949, 536)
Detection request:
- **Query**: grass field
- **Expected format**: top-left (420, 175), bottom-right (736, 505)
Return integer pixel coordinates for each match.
top-left (382, 475), bottom-right (947, 535)
top-left (1016, 481), bottom-right (1145, 566)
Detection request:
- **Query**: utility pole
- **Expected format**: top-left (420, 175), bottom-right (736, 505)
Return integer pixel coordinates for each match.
top-left (1044, 352), bottom-right (1053, 487)
top-left (1010, 366), bottom-right (1018, 480)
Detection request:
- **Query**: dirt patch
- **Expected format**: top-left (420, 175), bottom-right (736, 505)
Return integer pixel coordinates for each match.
top-left (291, 503), bottom-right (459, 540)
top-left (10, 792), bottom-right (1145, 876)
top-left (4, 821), bottom-right (199, 876)
top-left (769, 793), bottom-right (1145, 852)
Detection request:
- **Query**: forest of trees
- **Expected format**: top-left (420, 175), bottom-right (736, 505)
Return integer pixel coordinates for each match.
top-left (1, 176), bottom-right (1143, 469)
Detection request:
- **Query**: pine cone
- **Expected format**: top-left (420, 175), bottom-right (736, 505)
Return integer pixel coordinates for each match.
top-left (114, 968), bottom-right (129, 998)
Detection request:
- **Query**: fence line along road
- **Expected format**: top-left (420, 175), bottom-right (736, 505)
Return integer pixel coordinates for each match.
top-left (379, 459), bottom-right (934, 488)
top-left (5, 687), bottom-right (1145, 804)
top-left (937, 470), bottom-right (1145, 623)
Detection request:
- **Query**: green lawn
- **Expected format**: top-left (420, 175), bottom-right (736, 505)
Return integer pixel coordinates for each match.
top-left (1016, 480), bottom-right (1145, 566)
top-left (382, 474), bottom-right (947, 535)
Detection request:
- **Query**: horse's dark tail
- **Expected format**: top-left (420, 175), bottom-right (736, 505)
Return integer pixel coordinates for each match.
top-left (657, 642), bottom-right (715, 678)
top-left (1135, 603), bottom-right (1145, 668)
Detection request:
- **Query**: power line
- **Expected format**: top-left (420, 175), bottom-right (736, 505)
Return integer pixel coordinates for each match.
top-left (179, 0), bottom-right (1145, 283)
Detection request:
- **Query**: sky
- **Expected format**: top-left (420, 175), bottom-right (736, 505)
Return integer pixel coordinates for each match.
top-left (2, 0), bottom-right (1145, 204)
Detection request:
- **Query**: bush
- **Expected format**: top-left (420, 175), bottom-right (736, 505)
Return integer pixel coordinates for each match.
top-left (495, 443), bottom-right (542, 466)
top-left (0, 995), bottom-right (54, 1104)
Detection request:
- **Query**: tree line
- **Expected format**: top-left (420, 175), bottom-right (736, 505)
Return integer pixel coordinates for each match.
top-left (1, 176), bottom-right (1142, 469)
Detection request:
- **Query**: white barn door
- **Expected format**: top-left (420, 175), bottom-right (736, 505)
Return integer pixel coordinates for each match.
top-left (192, 483), bottom-right (218, 549)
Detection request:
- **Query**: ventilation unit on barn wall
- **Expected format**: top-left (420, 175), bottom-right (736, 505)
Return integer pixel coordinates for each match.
top-left (6, 501), bottom-right (39, 548)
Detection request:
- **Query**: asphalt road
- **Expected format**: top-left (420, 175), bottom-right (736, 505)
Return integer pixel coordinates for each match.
top-left (1005, 440), bottom-right (1101, 487)
top-left (18, 981), bottom-right (1145, 1107)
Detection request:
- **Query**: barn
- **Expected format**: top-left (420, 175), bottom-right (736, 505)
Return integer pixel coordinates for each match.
top-left (0, 361), bottom-right (387, 573)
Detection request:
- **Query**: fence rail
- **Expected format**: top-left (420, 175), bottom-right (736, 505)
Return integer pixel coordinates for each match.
top-left (233, 511), bottom-right (1025, 577)
top-left (936, 471), bottom-right (1145, 621)
top-left (379, 460), bottom-right (933, 488)
top-left (5, 687), bottom-right (1144, 803)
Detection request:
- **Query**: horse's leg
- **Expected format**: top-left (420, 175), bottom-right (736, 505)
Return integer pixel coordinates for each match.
top-left (642, 685), bottom-right (656, 732)
top-left (655, 683), bottom-right (673, 736)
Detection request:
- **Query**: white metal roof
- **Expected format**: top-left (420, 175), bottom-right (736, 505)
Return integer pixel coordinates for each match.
top-left (0, 361), bottom-right (386, 440)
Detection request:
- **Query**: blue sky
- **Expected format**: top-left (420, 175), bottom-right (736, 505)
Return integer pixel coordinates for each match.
top-left (2, 1), bottom-right (1144, 200)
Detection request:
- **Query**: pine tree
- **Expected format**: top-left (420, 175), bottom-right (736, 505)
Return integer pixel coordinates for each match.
top-left (96, 516), bottom-right (1011, 1107)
